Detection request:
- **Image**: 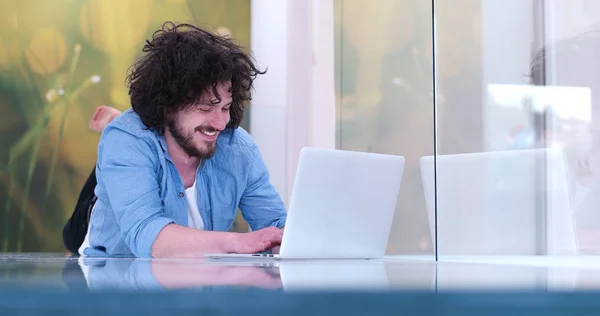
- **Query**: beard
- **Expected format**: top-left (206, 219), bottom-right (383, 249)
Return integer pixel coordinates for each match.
top-left (166, 118), bottom-right (217, 159)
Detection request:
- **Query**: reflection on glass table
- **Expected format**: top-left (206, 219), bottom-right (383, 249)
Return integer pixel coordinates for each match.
top-left (76, 257), bottom-right (282, 291)
top-left (436, 255), bottom-right (600, 291)
top-left (0, 254), bottom-right (437, 292)
top-left (70, 257), bottom-right (403, 292)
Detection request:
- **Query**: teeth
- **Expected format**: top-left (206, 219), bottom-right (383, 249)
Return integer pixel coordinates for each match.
top-left (201, 130), bottom-right (217, 136)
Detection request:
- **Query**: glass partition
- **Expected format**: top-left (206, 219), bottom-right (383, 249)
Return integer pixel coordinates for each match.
top-left (336, 0), bottom-right (600, 257)
top-left (433, 0), bottom-right (600, 256)
top-left (335, 0), bottom-right (435, 256)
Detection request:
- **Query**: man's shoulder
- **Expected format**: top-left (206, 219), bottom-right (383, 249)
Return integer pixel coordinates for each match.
top-left (99, 109), bottom-right (163, 157)
top-left (214, 127), bottom-right (259, 163)
top-left (217, 127), bottom-right (256, 151)
top-left (101, 109), bottom-right (160, 141)
top-left (107, 109), bottom-right (151, 134)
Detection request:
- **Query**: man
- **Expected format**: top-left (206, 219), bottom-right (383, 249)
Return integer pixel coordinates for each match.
top-left (80, 21), bottom-right (287, 258)
top-left (528, 29), bottom-right (600, 253)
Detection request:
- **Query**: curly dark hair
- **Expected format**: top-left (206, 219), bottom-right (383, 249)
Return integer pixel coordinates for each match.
top-left (126, 21), bottom-right (266, 134)
top-left (526, 28), bottom-right (600, 138)
top-left (528, 28), bottom-right (600, 87)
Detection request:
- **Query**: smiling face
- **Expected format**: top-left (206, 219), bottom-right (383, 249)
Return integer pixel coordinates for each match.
top-left (165, 81), bottom-right (232, 160)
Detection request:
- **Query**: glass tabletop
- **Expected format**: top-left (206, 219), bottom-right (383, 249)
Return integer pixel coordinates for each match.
top-left (2, 253), bottom-right (600, 292)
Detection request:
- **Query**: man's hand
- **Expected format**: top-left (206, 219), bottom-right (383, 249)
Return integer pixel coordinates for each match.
top-left (271, 226), bottom-right (285, 254)
top-left (152, 225), bottom-right (284, 258)
top-left (231, 226), bottom-right (283, 254)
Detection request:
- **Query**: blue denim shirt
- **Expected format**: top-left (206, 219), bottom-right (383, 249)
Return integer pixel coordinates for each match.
top-left (83, 109), bottom-right (287, 258)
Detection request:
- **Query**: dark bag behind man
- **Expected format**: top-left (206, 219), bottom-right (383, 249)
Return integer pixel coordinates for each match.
top-left (63, 168), bottom-right (97, 255)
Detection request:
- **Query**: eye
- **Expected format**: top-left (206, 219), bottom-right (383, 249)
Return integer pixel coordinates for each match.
top-left (222, 107), bottom-right (230, 112)
top-left (198, 106), bottom-right (212, 112)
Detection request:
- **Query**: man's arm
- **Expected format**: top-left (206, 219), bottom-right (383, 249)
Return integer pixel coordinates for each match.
top-left (152, 224), bottom-right (282, 257)
top-left (99, 128), bottom-right (277, 257)
top-left (150, 224), bottom-right (236, 257)
top-left (238, 143), bottom-right (287, 231)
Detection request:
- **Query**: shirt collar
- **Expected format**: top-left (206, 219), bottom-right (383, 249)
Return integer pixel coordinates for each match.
top-left (156, 132), bottom-right (173, 163)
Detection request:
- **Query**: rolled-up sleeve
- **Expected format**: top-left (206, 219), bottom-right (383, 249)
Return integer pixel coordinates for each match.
top-left (98, 128), bottom-right (174, 257)
top-left (238, 143), bottom-right (287, 230)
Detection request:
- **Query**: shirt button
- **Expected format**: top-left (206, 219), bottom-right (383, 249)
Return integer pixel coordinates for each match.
top-left (179, 192), bottom-right (184, 198)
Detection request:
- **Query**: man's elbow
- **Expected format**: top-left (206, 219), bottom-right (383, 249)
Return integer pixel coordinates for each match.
top-left (265, 215), bottom-right (287, 229)
top-left (275, 217), bottom-right (286, 228)
top-left (125, 217), bottom-right (175, 258)
top-left (149, 223), bottom-right (175, 258)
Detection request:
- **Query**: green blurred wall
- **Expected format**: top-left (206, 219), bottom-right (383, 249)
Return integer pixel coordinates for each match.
top-left (0, 0), bottom-right (251, 253)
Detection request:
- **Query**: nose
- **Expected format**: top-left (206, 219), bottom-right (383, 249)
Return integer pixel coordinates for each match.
top-left (208, 108), bottom-right (229, 131)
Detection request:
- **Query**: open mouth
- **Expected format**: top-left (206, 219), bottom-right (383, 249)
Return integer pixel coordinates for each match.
top-left (196, 127), bottom-right (219, 140)
top-left (201, 130), bottom-right (217, 137)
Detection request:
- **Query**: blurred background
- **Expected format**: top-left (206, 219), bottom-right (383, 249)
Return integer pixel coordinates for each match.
top-left (2, 0), bottom-right (600, 258)
top-left (0, 0), bottom-right (251, 253)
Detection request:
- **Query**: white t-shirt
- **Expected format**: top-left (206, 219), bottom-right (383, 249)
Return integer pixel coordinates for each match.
top-left (185, 179), bottom-right (204, 230)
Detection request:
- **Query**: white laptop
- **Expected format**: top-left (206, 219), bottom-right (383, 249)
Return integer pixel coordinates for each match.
top-left (205, 147), bottom-right (405, 260)
top-left (419, 148), bottom-right (578, 256)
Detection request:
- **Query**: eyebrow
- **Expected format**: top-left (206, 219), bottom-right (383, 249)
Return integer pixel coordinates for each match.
top-left (200, 98), bottom-right (232, 105)
top-left (200, 101), bottom-right (232, 108)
